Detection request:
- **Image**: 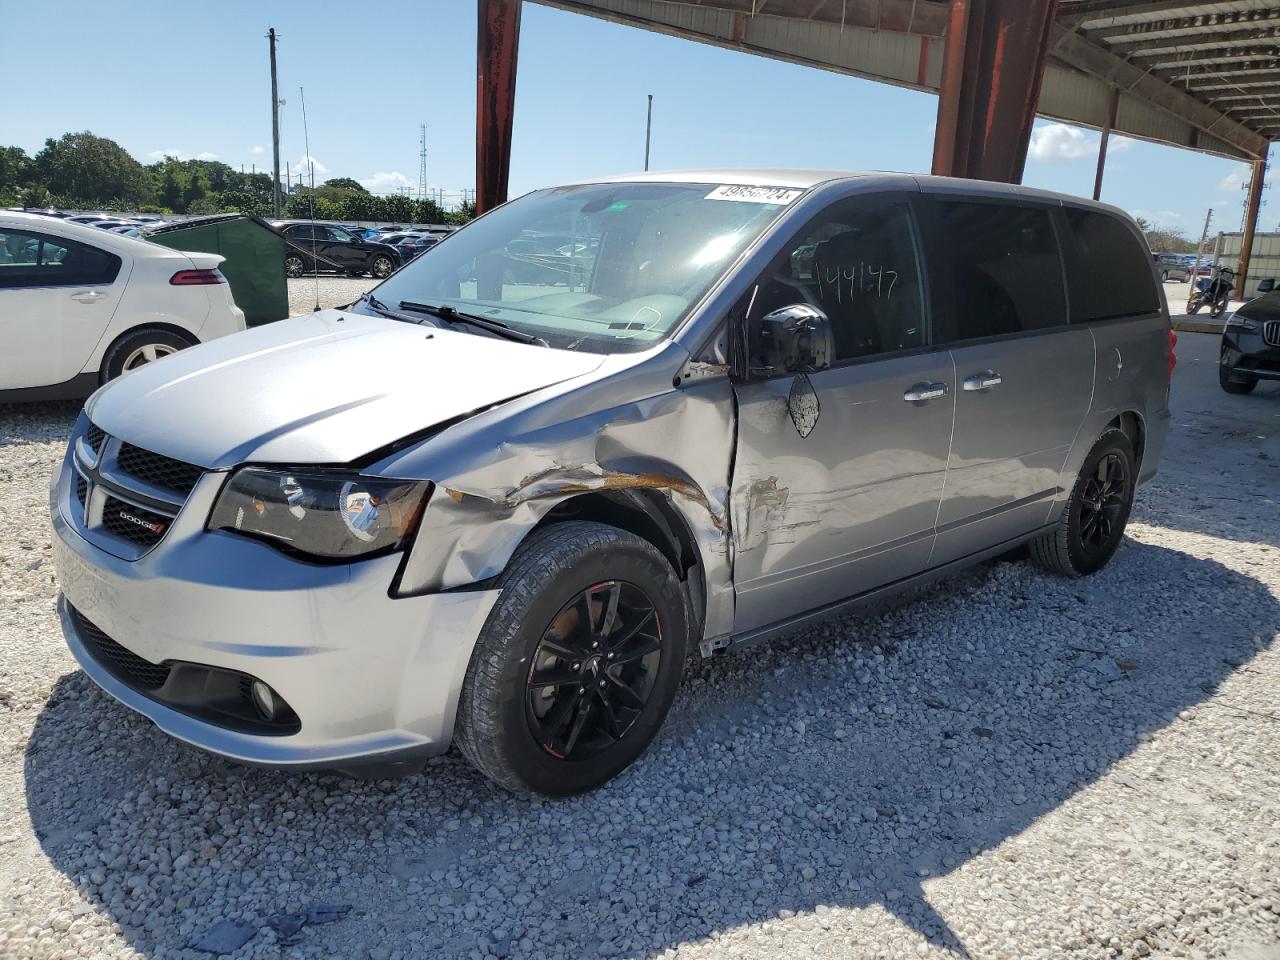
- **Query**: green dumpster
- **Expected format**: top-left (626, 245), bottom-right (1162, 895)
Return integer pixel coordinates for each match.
top-left (144, 215), bottom-right (289, 326)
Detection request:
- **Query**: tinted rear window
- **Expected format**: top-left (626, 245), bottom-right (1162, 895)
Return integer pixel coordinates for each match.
top-left (1063, 208), bottom-right (1158, 321)
top-left (934, 201), bottom-right (1067, 340)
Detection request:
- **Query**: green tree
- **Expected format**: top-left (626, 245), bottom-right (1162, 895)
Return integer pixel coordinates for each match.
top-left (323, 177), bottom-right (367, 193)
top-left (383, 194), bottom-right (415, 223)
top-left (341, 191), bottom-right (385, 222)
top-left (33, 132), bottom-right (150, 205)
top-left (0, 146), bottom-right (32, 192)
top-left (444, 199), bottom-right (476, 226)
top-left (414, 198), bottom-right (445, 224)
top-left (182, 166), bottom-right (210, 210)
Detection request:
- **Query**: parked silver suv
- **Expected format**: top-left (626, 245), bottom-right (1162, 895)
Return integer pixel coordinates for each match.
top-left (51, 171), bottom-right (1172, 795)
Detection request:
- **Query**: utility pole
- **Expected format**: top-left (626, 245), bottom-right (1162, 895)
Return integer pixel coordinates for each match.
top-left (268, 27), bottom-right (283, 218)
top-left (419, 123), bottom-right (429, 201)
top-left (644, 94), bottom-right (653, 171)
top-left (1193, 207), bottom-right (1213, 279)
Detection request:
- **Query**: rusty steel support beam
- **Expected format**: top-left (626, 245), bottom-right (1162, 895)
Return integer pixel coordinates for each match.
top-left (1236, 156), bottom-right (1267, 301)
top-left (1093, 86), bottom-right (1120, 201)
top-left (932, 0), bottom-right (1059, 183)
top-left (476, 0), bottom-right (522, 215)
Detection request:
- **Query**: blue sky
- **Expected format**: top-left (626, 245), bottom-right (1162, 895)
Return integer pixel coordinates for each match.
top-left (1, 0), bottom-right (1272, 233)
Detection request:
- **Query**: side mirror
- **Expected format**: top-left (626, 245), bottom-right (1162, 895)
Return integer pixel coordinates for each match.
top-left (760, 303), bottom-right (833, 374)
top-left (1258, 278), bottom-right (1275, 294)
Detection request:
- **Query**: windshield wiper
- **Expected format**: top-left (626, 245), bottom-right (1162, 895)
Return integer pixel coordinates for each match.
top-left (398, 300), bottom-right (548, 346)
top-left (356, 293), bottom-right (429, 325)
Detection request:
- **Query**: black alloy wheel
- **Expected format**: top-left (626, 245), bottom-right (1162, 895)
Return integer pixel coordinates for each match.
top-left (525, 580), bottom-right (662, 760)
top-left (1076, 452), bottom-right (1129, 561)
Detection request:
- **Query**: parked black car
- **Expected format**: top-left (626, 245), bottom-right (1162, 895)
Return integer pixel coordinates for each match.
top-left (271, 221), bottom-right (400, 279)
top-left (1220, 280), bottom-right (1280, 394)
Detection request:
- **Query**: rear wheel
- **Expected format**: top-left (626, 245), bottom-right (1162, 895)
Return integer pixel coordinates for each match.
top-left (285, 254), bottom-right (305, 278)
top-left (454, 521), bottom-right (689, 796)
top-left (1161, 270), bottom-right (1169, 282)
top-left (1030, 429), bottom-right (1135, 577)
top-left (100, 328), bottom-right (195, 382)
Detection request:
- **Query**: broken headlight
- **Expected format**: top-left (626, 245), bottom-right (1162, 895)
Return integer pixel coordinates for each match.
top-left (209, 468), bottom-right (429, 561)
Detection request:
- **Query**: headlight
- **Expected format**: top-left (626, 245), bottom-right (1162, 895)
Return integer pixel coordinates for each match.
top-left (1224, 314), bottom-right (1258, 333)
top-left (209, 468), bottom-right (430, 561)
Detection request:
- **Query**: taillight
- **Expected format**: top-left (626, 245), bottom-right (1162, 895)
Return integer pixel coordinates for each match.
top-left (170, 269), bottom-right (226, 285)
top-left (1168, 329), bottom-right (1177, 382)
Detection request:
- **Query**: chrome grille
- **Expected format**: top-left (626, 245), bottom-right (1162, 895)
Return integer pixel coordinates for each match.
top-left (1264, 320), bottom-right (1280, 348)
top-left (116, 443), bottom-right (203, 497)
top-left (71, 606), bottom-right (171, 691)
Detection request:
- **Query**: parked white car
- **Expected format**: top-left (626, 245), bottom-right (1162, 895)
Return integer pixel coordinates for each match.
top-left (0, 212), bottom-right (246, 401)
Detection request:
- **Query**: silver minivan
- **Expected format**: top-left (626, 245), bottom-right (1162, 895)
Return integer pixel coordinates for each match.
top-left (51, 171), bottom-right (1173, 795)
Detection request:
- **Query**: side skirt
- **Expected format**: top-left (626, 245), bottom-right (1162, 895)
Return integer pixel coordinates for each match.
top-left (702, 522), bottom-right (1057, 656)
top-left (0, 372), bottom-right (98, 404)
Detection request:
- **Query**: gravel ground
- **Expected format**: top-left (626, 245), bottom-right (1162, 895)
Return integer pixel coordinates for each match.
top-left (285, 276), bottom-right (376, 317)
top-left (1, 333), bottom-right (1278, 960)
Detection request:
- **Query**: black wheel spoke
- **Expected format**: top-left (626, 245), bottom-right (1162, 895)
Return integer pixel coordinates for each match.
top-left (596, 691), bottom-right (625, 739)
top-left (606, 608), bottom-right (656, 652)
top-left (609, 635), bottom-right (661, 666)
top-left (538, 690), bottom-right (582, 746)
top-left (528, 664), bottom-right (582, 690)
top-left (562, 697), bottom-right (594, 756)
top-left (605, 673), bottom-right (646, 710)
top-left (538, 636), bottom-right (589, 661)
top-left (595, 581), bottom-right (621, 639)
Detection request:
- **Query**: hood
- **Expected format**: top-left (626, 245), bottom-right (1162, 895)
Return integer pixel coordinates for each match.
top-left (86, 310), bottom-right (605, 469)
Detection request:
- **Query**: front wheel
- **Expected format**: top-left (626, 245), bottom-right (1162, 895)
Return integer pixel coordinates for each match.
top-left (369, 255), bottom-right (394, 278)
top-left (1029, 429), bottom-right (1135, 577)
top-left (1220, 363), bottom-right (1257, 395)
top-left (454, 521), bottom-right (689, 796)
top-left (1161, 270), bottom-right (1169, 282)
top-left (1187, 297), bottom-right (1202, 315)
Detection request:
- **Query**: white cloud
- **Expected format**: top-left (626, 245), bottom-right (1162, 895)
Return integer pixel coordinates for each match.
top-left (1216, 167), bottom-right (1250, 193)
top-left (295, 155), bottom-right (328, 181)
top-left (358, 171), bottom-right (415, 195)
top-left (1130, 208), bottom-right (1184, 224)
top-left (149, 149), bottom-right (218, 162)
top-left (250, 145), bottom-right (265, 156)
top-left (1027, 123), bottom-right (1097, 163)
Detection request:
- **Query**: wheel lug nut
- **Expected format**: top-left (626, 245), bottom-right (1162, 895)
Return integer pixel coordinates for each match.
top-left (578, 686), bottom-right (585, 694)
top-left (573, 663), bottom-right (580, 670)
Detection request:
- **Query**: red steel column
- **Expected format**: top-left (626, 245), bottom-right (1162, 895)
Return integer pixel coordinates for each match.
top-left (476, 0), bottom-right (522, 215)
top-left (1093, 87), bottom-right (1119, 201)
top-left (1235, 156), bottom-right (1267, 300)
top-left (931, 0), bottom-right (1059, 183)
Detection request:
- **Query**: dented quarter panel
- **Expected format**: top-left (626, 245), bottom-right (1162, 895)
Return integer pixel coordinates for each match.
top-left (375, 340), bottom-right (740, 640)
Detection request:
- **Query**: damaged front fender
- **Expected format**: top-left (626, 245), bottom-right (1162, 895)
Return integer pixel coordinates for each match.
top-left (374, 343), bottom-right (739, 642)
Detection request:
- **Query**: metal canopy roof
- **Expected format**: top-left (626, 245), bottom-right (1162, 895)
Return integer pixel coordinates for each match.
top-left (534, 0), bottom-right (1277, 161)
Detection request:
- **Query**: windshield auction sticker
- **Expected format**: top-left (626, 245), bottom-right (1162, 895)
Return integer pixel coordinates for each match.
top-left (705, 185), bottom-right (804, 205)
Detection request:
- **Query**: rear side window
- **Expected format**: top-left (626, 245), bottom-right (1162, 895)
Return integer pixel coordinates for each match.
top-left (0, 228), bottom-right (121, 289)
top-left (933, 201), bottom-right (1067, 340)
top-left (1063, 209), bottom-right (1159, 321)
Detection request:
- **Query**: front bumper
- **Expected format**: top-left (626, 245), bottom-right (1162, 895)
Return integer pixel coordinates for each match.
top-left (51, 458), bottom-right (499, 770)
top-left (1222, 329), bottom-right (1280, 381)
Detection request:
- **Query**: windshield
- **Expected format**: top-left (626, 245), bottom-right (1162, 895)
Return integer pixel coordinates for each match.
top-left (365, 181), bottom-right (798, 352)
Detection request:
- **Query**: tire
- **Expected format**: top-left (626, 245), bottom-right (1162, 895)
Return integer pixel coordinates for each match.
top-left (1187, 298), bottom-right (1202, 315)
top-left (1209, 298), bottom-right (1226, 319)
top-left (454, 521), bottom-right (689, 797)
top-left (369, 255), bottom-right (394, 279)
top-left (1029, 429), bottom-right (1135, 578)
top-left (1220, 363), bottom-right (1257, 395)
top-left (99, 328), bottom-right (195, 383)
top-left (1161, 270), bottom-right (1169, 282)
top-left (285, 254), bottom-right (306, 278)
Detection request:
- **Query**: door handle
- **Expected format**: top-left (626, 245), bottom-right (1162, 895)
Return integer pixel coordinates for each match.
top-left (963, 370), bottom-right (1003, 391)
top-left (903, 381), bottom-right (948, 402)
top-left (70, 291), bottom-right (105, 304)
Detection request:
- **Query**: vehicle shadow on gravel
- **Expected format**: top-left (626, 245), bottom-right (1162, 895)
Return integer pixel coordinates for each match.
top-left (24, 537), bottom-right (1278, 959)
